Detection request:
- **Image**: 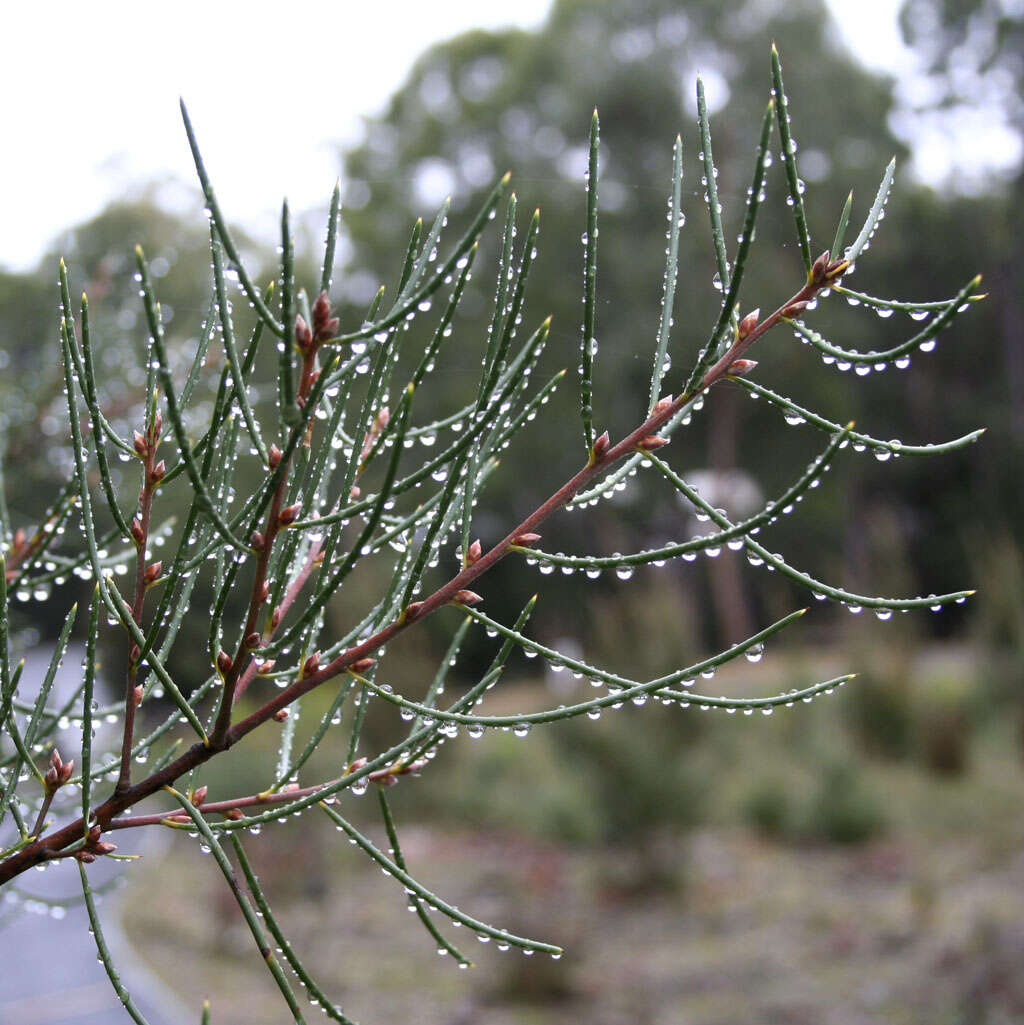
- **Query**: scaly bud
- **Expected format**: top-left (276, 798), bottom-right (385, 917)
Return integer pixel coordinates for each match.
top-left (49, 749), bottom-right (63, 773)
top-left (270, 606), bottom-right (282, 629)
top-left (273, 708), bottom-right (289, 722)
top-left (250, 531), bottom-right (265, 551)
top-left (256, 659), bottom-right (276, 675)
top-left (466, 539), bottom-right (482, 565)
top-left (312, 291), bottom-right (340, 341)
top-left (637, 435), bottom-right (669, 451)
top-left (93, 841), bottom-right (118, 855)
top-left (129, 643), bottom-right (141, 664)
top-left (294, 313), bottom-right (313, 350)
top-left (810, 249), bottom-right (831, 282)
top-left (653, 395), bottom-right (674, 414)
top-left (59, 759), bottom-right (74, 784)
top-left (149, 460), bottom-right (166, 485)
top-left (727, 359), bottom-right (758, 377)
top-left (226, 808), bottom-right (244, 820)
top-left (244, 632), bottom-right (262, 650)
top-left (216, 650), bottom-right (232, 675)
top-left (591, 431), bottom-right (611, 462)
top-left (737, 309), bottom-right (760, 339)
top-left (278, 503), bottom-right (301, 526)
top-left (133, 430), bottom-right (148, 457)
top-left (513, 532), bottom-right (541, 547)
top-left (347, 757), bottom-right (368, 774)
top-left (144, 561), bottom-right (162, 583)
top-left (191, 786), bottom-right (208, 806)
top-left (76, 851), bottom-right (96, 864)
top-left (403, 601), bottom-right (425, 621)
top-left (302, 651), bottom-right (321, 677)
top-left (130, 519), bottom-right (145, 544)
top-left (133, 685), bottom-right (144, 707)
top-left (152, 408), bottom-right (163, 437)
top-left (782, 300), bottom-right (809, 318)
top-left (825, 258), bottom-right (850, 281)
top-left (453, 589), bottom-right (484, 606)
top-left (268, 444), bottom-right (283, 469)
top-left (258, 580), bottom-right (270, 603)
top-left (351, 657), bottom-right (376, 674)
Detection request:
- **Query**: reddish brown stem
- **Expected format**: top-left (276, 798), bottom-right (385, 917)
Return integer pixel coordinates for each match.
top-left (0, 273), bottom-right (830, 885)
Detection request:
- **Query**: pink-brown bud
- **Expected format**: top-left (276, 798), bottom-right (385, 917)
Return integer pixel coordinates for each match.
top-left (350, 657), bottom-right (376, 674)
top-left (225, 808), bottom-right (244, 820)
top-left (250, 531), bottom-right (265, 551)
top-left (59, 759), bottom-right (74, 784)
top-left (466, 539), bottom-right (482, 565)
top-left (244, 632), bottom-right (262, 650)
top-left (278, 503), bottom-right (301, 526)
top-left (129, 643), bottom-right (141, 664)
top-left (152, 409), bottom-right (163, 437)
top-left (782, 300), bottom-right (809, 318)
top-left (312, 292), bottom-right (339, 341)
top-left (810, 249), bottom-right (831, 282)
top-left (638, 435), bottom-right (669, 451)
top-left (191, 786), bottom-right (208, 806)
top-left (349, 485), bottom-right (361, 500)
top-left (258, 580), bottom-right (270, 603)
top-left (270, 606), bottom-right (282, 629)
top-left (133, 430), bottom-right (148, 456)
top-left (93, 841), bottom-right (117, 855)
top-left (403, 601), bottom-right (425, 621)
top-left (727, 359), bottom-right (758, 377)
top-left (302, 651), bottom-right (321, 677)
top-left (49, 749), bottom-right (63, 772)
top-left (513, 532), bottom-right (541, 547)
top-left (653, 395), bottom-right (674, 414)
top-left (144, 561), bottom-right (162, 583)
top-left (273, 708), bottom-right (289, 722)
top-left (347, 757), bottom-right (368, 774)
top-left (216, 650), bottom-right (232, 675)
top-left (256, 659), bottom-right (276, 675)
top-left (149, 460), bottom-right (166, 485)
top-left (268, 444), bottom-right (283, 469)
top-left (295, 314), bottom-right (313, 350)
top-left (130, 519), bottom-right (145, 544)
top-left (453, 589), bottom-right (484, 606)
top-left (76, 851), bottom-right (96, 864)
top-left (737, 308), bottom-right (760, 339)
top-left (591, 431), bottom-right (611, 461)
top-left (133, 685), bottom-right (144, 707)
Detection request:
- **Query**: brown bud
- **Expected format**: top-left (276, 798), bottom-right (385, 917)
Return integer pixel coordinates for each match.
top-left (152, 409), bottom-right (163, 437)
top-left (295, 313), bottom-right (313, 350)
top-left (347, 757), bottom-right (368, 774)
top-left (76, 851), bottom-right (96, 864)
top-left (351, 657), bottom-right (376, 673)
top-left (273, 708), bottom-right (289, 722)
top-left (130, 519), bottom-right (145, 544)
top-left (250, 531), bottom-right (265, 551)
top-left (256, 659), bottom-right (276, 675)
top-left (59, 759), bottom-right (74, 784)
top-left (312, 292), bottom-right (339, 341)
top-left (49, 749), bottom-right (64, 772)
top-left (133, 685), bottom-right (144, 707)
top-left (591, 430), bottom-right (611, 461)
top-left (513, 532), bottom-right (541, 547)
top-left (782, 300), bottom-right (809, 318)
top-left (466, 539), bottom-right (482, 565)
top-left (453, 589), bottom-right (484, 606)
top-left (93, 841), bottom-right (117, 855)
top-left (216, 650), bottom-right (232, 675)
top-left (825, 258), bottom-right (850, 281)
top-left (149, 460), bottom-right (166, 485)
top-left (225, 808), bottom-right (244, 820)
top-left (133, 430), bottom-right (148, 456)
top-left (129, 643), bottom-right (141, 664)
top-left (281, 782), bottom-right (300, 793)
top-left (403, 601), bottom-right (425, 621)
top-left (810, 249), bottom-right (832, 282)
top-left (302, 651), bottom-right (321, 677)
top-left (270, 606), bottom-right (282, 629)
top-left (191, 786), bottom-right (208, 806)
top-left (349, 485), bottom-right (361, 500)
top-left (244, 632), bottom-right (262, 650)
top-left (653, 395), bottom-right (674, 414)
top-left (727, 358), bottom-right (758, 377)
top-left (278, 503), bottom-right (301, 526)
top-left (44, 765), bottom-right (59, 789)
top-left (258, 580), bottom-right (270, 602)
top-left (637, 435), bottom-right (669, 451)
top-left (144, 561), bottom-right (162, 583)
top-left (737, 308), bottom-right (760, 339)
top-left (12, 528), bottom-right (26, 551)
top-left (268, 444), bottom-right (283, 469)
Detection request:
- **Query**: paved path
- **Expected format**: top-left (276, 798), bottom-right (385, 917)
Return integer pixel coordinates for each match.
top-left (1, 646), bottom-right (186, 1025)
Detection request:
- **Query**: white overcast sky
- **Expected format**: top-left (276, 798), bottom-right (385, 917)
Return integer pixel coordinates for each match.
top-left (0, 0), bottom-right (1018, 272)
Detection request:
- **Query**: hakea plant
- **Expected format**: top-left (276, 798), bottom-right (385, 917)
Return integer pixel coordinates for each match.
top-left (0, 48), bottom-right (983, 1023)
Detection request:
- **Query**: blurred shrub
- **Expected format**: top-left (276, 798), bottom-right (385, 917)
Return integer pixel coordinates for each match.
top-left (802, 761), bottom-right (887, 844)
top-left (742, 777), bottom-right (792, 839)
top-left (913, 672), bottom-right (973, 775)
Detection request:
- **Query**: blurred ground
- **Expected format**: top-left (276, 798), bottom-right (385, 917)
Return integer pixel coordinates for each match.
top-left (115, 646), bottom-right (1024, 1025)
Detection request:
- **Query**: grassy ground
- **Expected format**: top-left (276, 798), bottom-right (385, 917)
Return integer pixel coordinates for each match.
top-left (120, 644), bottom-right (1024, 1024)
